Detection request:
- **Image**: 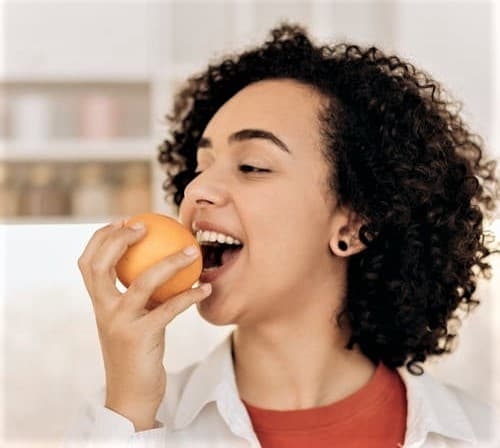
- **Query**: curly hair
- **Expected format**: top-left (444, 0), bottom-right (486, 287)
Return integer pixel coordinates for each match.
top-left (157, 23), bottom-right (499, 374)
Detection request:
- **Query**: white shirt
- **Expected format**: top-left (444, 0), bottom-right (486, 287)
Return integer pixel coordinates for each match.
top-left (64, 333), bottom-right (500, 448)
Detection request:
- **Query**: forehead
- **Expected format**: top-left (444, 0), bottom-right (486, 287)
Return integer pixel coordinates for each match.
top-left (203, 79), bottom-right (325, 146)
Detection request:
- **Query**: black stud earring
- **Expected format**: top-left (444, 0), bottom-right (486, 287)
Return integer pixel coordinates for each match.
top-left (338, 240), bottom-right (348, 251)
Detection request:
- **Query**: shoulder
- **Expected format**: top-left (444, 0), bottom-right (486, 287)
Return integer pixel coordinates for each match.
top-left (445, 383), bottom-right (500, 445)
top-left (399, 366), bottom-right (500, 447)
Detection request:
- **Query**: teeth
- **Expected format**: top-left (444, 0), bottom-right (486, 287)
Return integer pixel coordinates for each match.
top-left (196, 230), bottom-right (242, 245)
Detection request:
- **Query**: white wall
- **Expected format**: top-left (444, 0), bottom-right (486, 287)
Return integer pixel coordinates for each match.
top-left (1, 2), bottom-right (151, 78)
top-left (393, 0), bottom-right (495, 157)
top-left (495, 0), bottom-right (500, 157)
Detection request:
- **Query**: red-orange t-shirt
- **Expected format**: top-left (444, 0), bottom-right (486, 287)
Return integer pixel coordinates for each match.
top-left (242, 363), bottom-right (407, 448)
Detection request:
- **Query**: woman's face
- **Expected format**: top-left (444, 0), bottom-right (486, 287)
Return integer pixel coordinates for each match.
top-left (179, 79), bottom-right (343, 327)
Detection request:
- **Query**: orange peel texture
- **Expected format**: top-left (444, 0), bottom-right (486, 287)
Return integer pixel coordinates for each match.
top-left (116, 213), bottom-right (202, 302)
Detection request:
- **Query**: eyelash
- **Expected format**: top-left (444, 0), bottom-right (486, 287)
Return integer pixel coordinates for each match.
top-left (238, 164), bottom-right (271, 173)
top-left (193, 165), bottom-right (271, 175)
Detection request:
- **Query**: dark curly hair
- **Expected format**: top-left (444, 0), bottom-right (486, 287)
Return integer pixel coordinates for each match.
top-left (158, 23), bottom-right (499, 374)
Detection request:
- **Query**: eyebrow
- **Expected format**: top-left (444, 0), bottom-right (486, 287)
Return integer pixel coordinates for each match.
top-left (197, 128), bottom-right (291, 154)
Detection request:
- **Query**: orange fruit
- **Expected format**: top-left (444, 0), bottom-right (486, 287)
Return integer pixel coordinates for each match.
top-left (115, 213), bottom-right (202, 302)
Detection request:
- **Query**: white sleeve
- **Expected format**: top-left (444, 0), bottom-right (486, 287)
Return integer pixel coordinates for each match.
top-left (62, 395), bottom-right (166, 448)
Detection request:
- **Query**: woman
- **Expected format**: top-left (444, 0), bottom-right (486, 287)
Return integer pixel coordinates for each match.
top-left (67, 24), bottom-right (500, 447)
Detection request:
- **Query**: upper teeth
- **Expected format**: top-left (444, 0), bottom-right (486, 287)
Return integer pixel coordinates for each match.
top-left (196, 230), bottom-right (242, 245)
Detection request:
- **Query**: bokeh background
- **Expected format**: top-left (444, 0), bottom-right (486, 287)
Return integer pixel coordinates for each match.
top-left (1, 0), bottom-right (499, 445)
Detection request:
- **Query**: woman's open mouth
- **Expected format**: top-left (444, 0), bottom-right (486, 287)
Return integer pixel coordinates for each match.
top-left (196, 230), bottom-right (244, 283)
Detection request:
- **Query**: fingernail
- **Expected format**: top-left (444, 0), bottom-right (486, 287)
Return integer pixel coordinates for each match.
top-left (200, 283), bottom-right (212, 294)
top-left (183, 245), bottom-right (199, 256)
top-left (131, 222), bottom-right (145, 230)
top-left (111, 219), bottom-right (124, 228)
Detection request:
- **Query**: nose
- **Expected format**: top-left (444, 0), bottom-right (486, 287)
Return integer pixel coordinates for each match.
top-left (183, 168), bottom-right (228, 208)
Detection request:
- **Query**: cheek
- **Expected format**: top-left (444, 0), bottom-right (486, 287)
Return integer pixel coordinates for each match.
top-left (178, 200), bottom-right (192, 227)
top-left (245, 192), bottom-right (330, 267)
top-left (246, 207), bottom-right (311, 267)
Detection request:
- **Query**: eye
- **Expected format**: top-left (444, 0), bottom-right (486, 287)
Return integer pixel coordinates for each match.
top-left (239, 164), bottom-right (271, 173)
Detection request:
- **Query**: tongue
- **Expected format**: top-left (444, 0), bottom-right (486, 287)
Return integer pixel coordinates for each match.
top-left (221, 246), bottom-right (242, 266)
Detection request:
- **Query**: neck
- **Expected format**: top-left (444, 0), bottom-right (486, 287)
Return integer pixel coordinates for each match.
top-left (232, 317), bottom-right (376, 410)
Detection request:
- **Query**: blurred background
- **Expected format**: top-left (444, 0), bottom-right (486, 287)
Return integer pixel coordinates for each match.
top-left (0, 0), bottom-right (499, 446)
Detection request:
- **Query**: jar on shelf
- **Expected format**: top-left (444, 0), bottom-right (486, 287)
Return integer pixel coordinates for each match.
top-left (0, 95), bottom-right (7, 139)
top-left (0, 163), bottom-right (20, 218)
top-left (79, 94), bottom-right (119, 139)
top-left (11, 93), bottom-right (52, 141)
top-left (113, 162), bottom-right (151, 217)
top-left (72, 163), bottom-right (112, 218)
top-left (19, 164), bottom-right (70, 217)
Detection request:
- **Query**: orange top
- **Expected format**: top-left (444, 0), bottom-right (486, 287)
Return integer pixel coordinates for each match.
top-left (242, 363), bottom-right (407, 448)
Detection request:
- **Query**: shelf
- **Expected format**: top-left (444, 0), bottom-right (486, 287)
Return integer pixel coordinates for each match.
top-left (0, 138), bottom-right (157, 162)
top-left (0, 216), bottom-right (119, 226)
top-left (152, 63), bottom-right (208, 82)
top-left (0, 64), bottom-right (203, 84)
top-left (0, 73), bottom-right (152, 84)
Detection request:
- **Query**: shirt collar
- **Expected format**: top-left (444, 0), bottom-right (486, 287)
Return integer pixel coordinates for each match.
top-left (398, 366), bottom-right (476, 446)
top-left (174, 332), bottom-right (476, 445)
top-left (174, 332), bottom-right (258, 444)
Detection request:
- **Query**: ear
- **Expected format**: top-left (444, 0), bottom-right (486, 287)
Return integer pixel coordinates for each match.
top-left (329, 206), bottom-right (367, 257)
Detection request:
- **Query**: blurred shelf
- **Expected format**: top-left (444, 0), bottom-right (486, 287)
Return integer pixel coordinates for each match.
top-left (0, 63), bottom-right (204, 84)
top-left (0, 0), bottom-right (336, 225)
top-left (0, 138), bottom-right (156, 162)
top-left (0, 73), bottom-right (152, 84)
top-left (0, 216), bottom-right (118, 226)
top-left (152, 63), bottom-right (207, 81)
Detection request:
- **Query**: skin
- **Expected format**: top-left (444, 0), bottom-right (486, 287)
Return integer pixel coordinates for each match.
top-left (79, 78), bottom-right (375, 431)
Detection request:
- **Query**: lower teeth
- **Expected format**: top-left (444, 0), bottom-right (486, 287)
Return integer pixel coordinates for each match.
top-left (203, 265), bottom-right (222, 272)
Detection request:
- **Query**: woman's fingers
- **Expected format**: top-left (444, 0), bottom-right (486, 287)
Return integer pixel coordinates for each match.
top-left (89, 223), bottom-right (148, 302)
top-left (94, 223), bottom-right (147, 276)
top-left (78, 220), bottom-right (124, 295)
top-left (78, 219), bottom-right (147, 309)
top-left (141, 283), bottom-right (212, 331)
top-left (78, 220), bottom-right (123, 273)
top-left (124, 246), bottom-right (202, 311)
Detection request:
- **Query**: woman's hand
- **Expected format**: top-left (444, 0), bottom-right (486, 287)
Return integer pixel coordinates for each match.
top-left (77, 219), bottom-right (211, 431)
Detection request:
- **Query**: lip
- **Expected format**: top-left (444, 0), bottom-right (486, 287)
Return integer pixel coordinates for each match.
top-left (199, 246), bottom-right (242, 283)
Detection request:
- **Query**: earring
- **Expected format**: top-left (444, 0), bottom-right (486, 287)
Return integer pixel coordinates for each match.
top-left (338, 240), bottom-right (348, 251)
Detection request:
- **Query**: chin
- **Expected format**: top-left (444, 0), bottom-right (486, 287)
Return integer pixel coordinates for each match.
top-left (196, 293), bottom-right (238, 327)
